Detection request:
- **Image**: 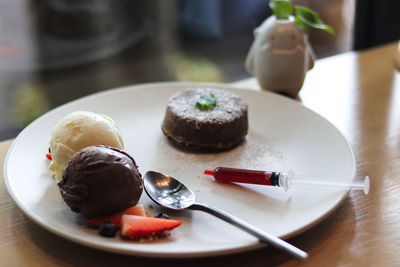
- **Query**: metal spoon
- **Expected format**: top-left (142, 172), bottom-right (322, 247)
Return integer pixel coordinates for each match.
top-left (143, 171), bottom-right (308, 260)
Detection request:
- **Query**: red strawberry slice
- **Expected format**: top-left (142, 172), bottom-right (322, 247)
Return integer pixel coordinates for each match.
top-left (85, 204), bottom-right (146, 227)
top-left (121, 214), bottom-right (182, 239)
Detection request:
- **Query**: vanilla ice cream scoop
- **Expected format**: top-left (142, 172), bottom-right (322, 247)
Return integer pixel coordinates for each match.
top-left (49, 111), bottom-right (124, 181)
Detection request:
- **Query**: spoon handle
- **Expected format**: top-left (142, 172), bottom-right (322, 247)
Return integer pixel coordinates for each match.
top-left (189, 202), bottom-right (308, 260)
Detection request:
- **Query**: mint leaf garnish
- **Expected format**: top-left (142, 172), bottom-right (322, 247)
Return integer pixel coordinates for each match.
top-left (196, 93), bottom-right (217, 111)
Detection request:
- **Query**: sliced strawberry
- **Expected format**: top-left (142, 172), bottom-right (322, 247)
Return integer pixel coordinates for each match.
top-left (85, 204), bottom-right (146, 227)
top-left (121, 214), bottom-right (181, 239)
top-left (122, 204), bottom-right (146, 217)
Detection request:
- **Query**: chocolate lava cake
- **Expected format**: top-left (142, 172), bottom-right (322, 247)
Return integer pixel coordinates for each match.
top-left (161, 88), bottom-right (248, 151)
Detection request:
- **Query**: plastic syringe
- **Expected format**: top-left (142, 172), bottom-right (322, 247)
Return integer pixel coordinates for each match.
top-left (204, 167), bottom-right (370, 195)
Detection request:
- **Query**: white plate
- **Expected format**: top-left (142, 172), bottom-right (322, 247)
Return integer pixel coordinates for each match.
top-left (4, 82), bottom-right (355, 258)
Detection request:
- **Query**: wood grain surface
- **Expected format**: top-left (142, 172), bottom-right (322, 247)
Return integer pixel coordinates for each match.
top-left (2, 42), bottom-right (400, 266)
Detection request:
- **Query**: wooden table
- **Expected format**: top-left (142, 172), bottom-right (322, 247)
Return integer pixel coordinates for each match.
top-left (1, 42), bottom-right (400, 266)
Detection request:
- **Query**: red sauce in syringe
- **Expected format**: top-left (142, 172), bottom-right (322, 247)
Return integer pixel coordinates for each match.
top-left (204, 167), bottom-right (281, 186)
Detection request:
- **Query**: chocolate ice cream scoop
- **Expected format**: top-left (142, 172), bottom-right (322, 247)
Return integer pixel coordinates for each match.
top-left (58, 145), bottom-right (143, 218)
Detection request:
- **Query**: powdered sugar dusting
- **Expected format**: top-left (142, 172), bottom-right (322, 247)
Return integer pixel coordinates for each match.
top-left (152, 129), bottom-right (287, 174)
top-left (167, 88), bottom-right (247, 122)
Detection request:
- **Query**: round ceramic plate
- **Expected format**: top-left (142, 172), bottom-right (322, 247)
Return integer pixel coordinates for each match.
top-left (4, 82), bottom-right (355, 258)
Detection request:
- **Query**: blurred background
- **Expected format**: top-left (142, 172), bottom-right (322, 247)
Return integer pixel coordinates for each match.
top-left (0, 0), bottom-right (399, 140)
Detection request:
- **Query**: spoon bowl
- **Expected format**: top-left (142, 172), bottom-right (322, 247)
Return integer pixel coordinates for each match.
top-left (144, 171), bottom-right (195, 210)
top-left (143, 171), bottom-right (308, 260)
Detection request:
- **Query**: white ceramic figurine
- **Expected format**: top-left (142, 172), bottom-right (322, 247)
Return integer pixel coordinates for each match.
top-left (245, 0), bottom-right (333, 97)
top-left (245, 16), bottom-right (315, 97)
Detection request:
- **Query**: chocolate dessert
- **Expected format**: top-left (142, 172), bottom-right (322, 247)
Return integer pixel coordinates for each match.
top-left (162, 88), bottom-right (248, 151)
top-left (58, 145), bottom-right (143, 218)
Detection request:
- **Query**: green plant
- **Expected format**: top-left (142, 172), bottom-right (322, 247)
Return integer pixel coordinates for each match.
top-left (270, 0), bottom-right (334, 34)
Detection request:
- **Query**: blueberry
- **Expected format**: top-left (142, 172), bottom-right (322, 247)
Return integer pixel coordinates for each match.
top-left (98, 221), bottom-right (118, 237)
top-left (154, 213), bottom-right (170, 220)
